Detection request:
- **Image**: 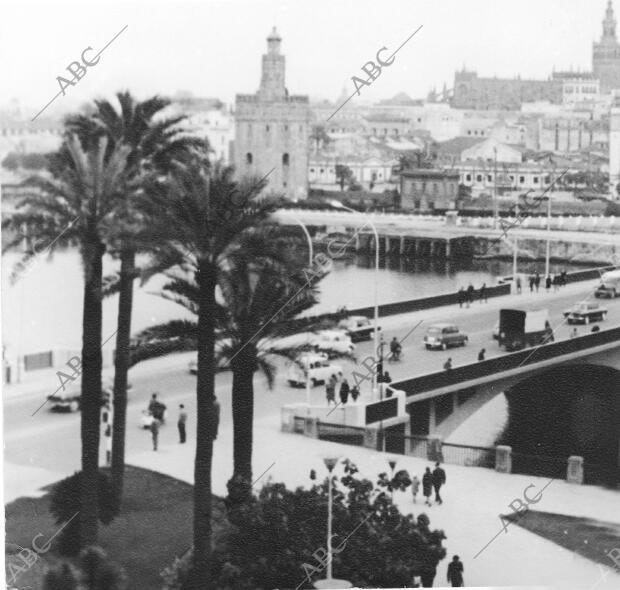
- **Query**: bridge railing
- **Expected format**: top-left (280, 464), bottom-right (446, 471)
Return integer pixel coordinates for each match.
top-left (393, 325), bottom-right (620, 397)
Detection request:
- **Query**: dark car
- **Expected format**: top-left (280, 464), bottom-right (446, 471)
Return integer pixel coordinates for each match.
top-left (424, 323), bottom-right (468, 350)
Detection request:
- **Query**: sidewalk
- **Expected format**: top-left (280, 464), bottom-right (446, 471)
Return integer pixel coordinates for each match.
top-left (125, 410), bottom-right (620, 589)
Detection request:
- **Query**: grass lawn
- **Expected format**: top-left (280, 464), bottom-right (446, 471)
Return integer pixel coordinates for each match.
top-left (505, 509), bottom-right (620, 567)
top-left (5, 465), bottom-right (229, 590)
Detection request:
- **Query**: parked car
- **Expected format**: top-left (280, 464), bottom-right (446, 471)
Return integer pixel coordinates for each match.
top-left (48, 381), bottom-right (115, 413)
top-left (287, 353), bottom-right (343, 387)
top-left (337, 315), bottom-right (378, 342)
top-left (310, 330), bottom-right (355, 356)
top-left (424, 324), bottom-right (468, 350)
top-left (594, 270), bottom-right (620, 299)
top-left (563, 302), bottom-right (607, 324)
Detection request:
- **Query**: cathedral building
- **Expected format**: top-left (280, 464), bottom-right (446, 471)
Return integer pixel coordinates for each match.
top-left (234, 28), bottom-right (310, 200)
top-left (593, 1), bottom-right (620, 93)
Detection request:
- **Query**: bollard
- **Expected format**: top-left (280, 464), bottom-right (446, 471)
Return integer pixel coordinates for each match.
top-left (495, 445), bottom-right (512, 473)
top-left (567, 455), bottom-right (584, 484)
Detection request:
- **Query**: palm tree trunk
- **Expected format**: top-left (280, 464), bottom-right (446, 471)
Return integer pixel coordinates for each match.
top-left (231, 364), bottom-right (254, 483)
top-left (111, 247), bottom-right (136, 507)
top-left (186, 260), bottom-right (218, 590)
top-left (80, 241), bottom-right (105, 548)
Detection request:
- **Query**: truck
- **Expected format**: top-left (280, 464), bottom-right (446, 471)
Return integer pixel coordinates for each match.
top-left (594, 269), bottom-right (620, 299)
top-left (497, 308), bottom-right (554, 351)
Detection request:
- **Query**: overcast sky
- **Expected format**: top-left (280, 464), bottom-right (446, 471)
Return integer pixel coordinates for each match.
top-left (0, 0), bottom-right (611, 117)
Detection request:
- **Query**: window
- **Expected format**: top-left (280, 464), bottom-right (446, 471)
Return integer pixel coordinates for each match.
top-left (383, 128), bottom-right (388, 135)
top-left (320, 168), bottom-right (324, 173)
top-left (487, 174), bottom-right (492, 182)
top-left (509, 175), bottom-right (515, 182)
top-left (393, 128), bottom-right (398, 135)
top-left (310, 168), bottom-right (315, 173)
top-left (467, 130), bottom-right (472, 135)
top-left (282, 153), bottom-right (290, 166)
top-left (283, 181), bottom-right (287, 187)
top-left (465, 174), bottom-right (472, 182)
top-left (544, 175), bottom-right (551, 184)
top-left (245, 153), bottom-right (253, 165)
top-left (433, 183), bottom-right (439, 194)
top-left (533, 176), bottom-right (539, 184)
top-left (519, 176), bottom-right (525, 184)
top-left (266, 124), bottom-right (270, 132)
top-left (284, 124), bottom-right (288, 131)
top-left (417, 118), bottom-right (422, 123)
top-left (476, 174), bottom-right (482, 182)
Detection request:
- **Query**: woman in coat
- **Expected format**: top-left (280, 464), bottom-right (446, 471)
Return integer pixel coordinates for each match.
top-left (422, 467), bottom-right (433, 506)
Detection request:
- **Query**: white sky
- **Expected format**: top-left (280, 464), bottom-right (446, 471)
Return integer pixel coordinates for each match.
top-left (0, 0), bottom-right (611, 117)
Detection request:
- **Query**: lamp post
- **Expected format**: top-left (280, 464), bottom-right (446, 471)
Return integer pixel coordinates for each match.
top-left (513, 203), bottom-right (518, 289)
top-left (493, 147), bottom-right (498, 230)
top-left (314, 456), bottom-right (352, 589)
top-left (329, 201), bottom-right (380, 400)
top-left (544, 180), bottom-right (552, 278)
top-left (289, 215), bottom-right (314, 409)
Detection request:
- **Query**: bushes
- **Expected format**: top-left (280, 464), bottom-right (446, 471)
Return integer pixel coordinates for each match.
top-left (161, 458), bottom-right (446, 589)
top-left (43, 546), bottom-right (126, 590)
top-left (49, 471), bottom-right (119, 556)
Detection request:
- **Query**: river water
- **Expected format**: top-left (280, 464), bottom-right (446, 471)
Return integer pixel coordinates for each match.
top-left (1, 250), bottom-right (574, 355)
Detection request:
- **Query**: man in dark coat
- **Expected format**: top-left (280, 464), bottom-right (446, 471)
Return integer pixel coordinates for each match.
top-left (447, 555), bottom-right (464, 587)
top-left (422, 467), bottom-right (433, 506)
top-left (466, 283), bottom-right (474, 307)
top-left (432, 462), bottom-right (446, 504)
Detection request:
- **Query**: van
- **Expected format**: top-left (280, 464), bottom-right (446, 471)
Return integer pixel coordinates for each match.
top-left (594, 270), bottom-right (620, 298)
top-left (287, 353), bottom-right (343, 387)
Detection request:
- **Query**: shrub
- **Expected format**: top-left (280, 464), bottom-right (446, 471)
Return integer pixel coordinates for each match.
top-left (49, 471), bottom-right (119, 556)
top-left (161, 458), bottom-right (446, 589)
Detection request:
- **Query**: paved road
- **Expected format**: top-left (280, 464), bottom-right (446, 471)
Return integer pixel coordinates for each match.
top-left (5, 279), bottom-right (620, 486)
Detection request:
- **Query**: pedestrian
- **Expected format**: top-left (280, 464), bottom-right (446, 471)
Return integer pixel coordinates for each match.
top-left (447, 555), bottom-right (464, 587)
top-left (516, 275), bottom-right (522, 294)
top-left (104, 424), bottom-right (112, 466)
top-left (432, 462), bottom-right (446, 504)
top-left (591, 324), bottom-right (600, 333)
top-left (570, 327), bottom-right (578, 339)
top-left (561, 270), bottom-right (567, 287)
top-left (150, 418), bottom-right (159, 451)
top-left (422, 467), bottom-right (433, 506)
top-left (529, 274), bottom-right (535, 292)
top-left (457, 287), bottom-right (465, 308)
top-left (326, 375), bottom-right (336, 406)
top-left (443, 357), bottom-right (452, 371)
top-left (178, 404), bottom-right (187, 443)
top-left (339, 378), bottom-right (350, 405)
top-left (411, 474), bottom-right (420, 503)
top-left (477, 348), bottom-right (486, 361)
top-left (466, 283), bottom-right (474, 308)
top-left (148, 392), bottom-right (159, 414)
top-left (350, 384), bottom-right (360, 402)
top-left (545, 275), bottom-right (552, 292)
top-left (553, 274), bottom-right (560, 292)
top-left (534, 272), bottom-right (541, 292)
top-left (479, 282), bottom-right (487, 303)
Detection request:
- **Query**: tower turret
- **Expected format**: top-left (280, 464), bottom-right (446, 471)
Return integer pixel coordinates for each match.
top-left (259, 27), bottom-right (286, 100)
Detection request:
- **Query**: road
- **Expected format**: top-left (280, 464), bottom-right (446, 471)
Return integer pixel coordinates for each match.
top-left (5, 278), bottom-right (620, 493)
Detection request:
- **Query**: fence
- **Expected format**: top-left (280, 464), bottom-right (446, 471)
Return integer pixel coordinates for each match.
top-left (23, 351), bottom-right (53, 371)
top-left (317, 421), bottom-right (365, 446)
top-left (442, 442), bottom-right (495, 469)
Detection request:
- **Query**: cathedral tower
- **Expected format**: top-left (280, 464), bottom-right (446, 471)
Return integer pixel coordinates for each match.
top-left (234, 28), bottom-right (310, 200)
top-left (593, 1), bottom-right (620, 93)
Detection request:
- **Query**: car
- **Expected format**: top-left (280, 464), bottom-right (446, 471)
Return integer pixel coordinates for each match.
top-left (563, 302), bottom-right (607, 324)
top-left (424, 323), bottom-right (468, 350)
top-left (310, 330), bottom-right (355, 357)
top-left (48, 381), bottom-right (115, 413)
top-left (286, 353), bottom-right (343, 387)
top-left (337, 315), bottom-right (378, 342)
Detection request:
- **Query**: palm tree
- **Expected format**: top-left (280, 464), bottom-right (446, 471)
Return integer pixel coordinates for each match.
top-left (132, 227), bottom-right (323, 489)
top-left (65, 92), bottom-right (209, 507)
top-left (3, 134), bottom-right (130, 547)
top-left (135, 159), bottom-right (279, 588)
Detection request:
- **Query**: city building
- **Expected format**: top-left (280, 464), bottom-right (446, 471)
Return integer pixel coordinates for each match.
top-left (461, 138), bottom-right (524, 164)
top-left (400, 169), bottom-right (459, 211)
top-left (234, 28), bottom-right (310, 199)
top-left (308, 154), bottom-right (398, 191)
top-left (553, 71), bottom-right (601, 105)
top-left (610, 94), bottom-right (620, 197)
top-left (538, 116), bottom-right (609, 153)
top-left (593, 1), bottom-right (620, 93)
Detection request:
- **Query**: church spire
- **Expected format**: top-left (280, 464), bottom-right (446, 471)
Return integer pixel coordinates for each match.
top-left (603, 0), bottom-right (617, 40)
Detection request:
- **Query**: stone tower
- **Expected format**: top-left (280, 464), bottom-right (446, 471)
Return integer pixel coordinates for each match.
top-left (593, 1), bottom-right (620, 93)
top-left (234, 28), bottom-right (310, 200)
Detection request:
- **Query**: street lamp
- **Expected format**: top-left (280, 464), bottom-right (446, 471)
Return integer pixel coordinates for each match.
top-left (329, 200), bottom-right (380, 400)
top-left (544, 179), bottom-right (553, 279)
top-left (289, 215), bottom-right (314, 409)
top-left (314, 456), bottom-right (352, 590)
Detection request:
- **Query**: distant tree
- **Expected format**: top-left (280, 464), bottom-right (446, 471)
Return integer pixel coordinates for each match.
top-left (335, 164), bottom-right (353, 191)
top-left (1, 151), bottom-right (48, 171)
top-left (309, 124), bottom-right (331, 153)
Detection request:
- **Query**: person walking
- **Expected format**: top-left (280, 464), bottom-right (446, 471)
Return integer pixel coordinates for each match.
top-left (447, 555), bottom-right (464, 587)
top-left (411, 474), bottom-right (420, 503)
top-left (477, 348), bottom-right (486, 361)
top-left (326, 375), bottom-right (336, 406)
top-left (545, 275), bottom-right (552, 292)
top-left (516, 275), bottom-right (522, 294)
top-left (148, 392), bottom-right (159, 414)
top-left (432, 462), bottom-right (446, 504)
top-left (178, 404), bottom-right (187, 443)
top-left (422, 467), bottom-right (433, 506)
top-left (534, 272), bottom-right (541, 292)
top-left (150, 418), bottom-right (160, 451)
top-left (339, 378), bottom-right (350, 405)
top-left (466, 283), bottom-right (474, 308)
top-left (457, 287), bottom-right (465, 308)
top-left (350, 384), bottom-right (360, 402)
top-left (553, 274), bottom-right (560, 292)
top-left (443, 357), bottom-right (452, 371)
top-left (479, 282), bottom-right (487, 303)
top-left (570, 327), bottom-right (578, 339)
top-left (529, 274), bottom-right (535, 292)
